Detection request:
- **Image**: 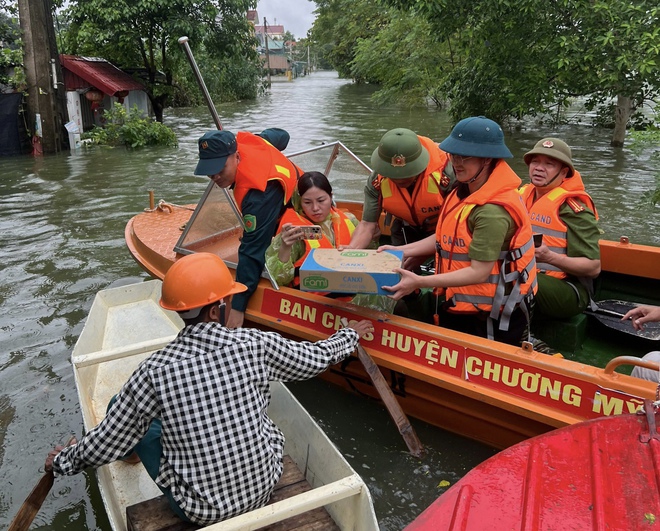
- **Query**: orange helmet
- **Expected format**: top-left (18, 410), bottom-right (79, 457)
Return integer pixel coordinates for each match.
top-left (159, 253), bottom-right (247, 315)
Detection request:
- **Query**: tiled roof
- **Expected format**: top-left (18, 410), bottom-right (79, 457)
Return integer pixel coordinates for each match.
top-left (60, 55), bottom-right (145, 95)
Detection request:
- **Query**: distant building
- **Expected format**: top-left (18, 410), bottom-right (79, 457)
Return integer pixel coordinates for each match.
top-left (60, 55), bottom-right (150, 132)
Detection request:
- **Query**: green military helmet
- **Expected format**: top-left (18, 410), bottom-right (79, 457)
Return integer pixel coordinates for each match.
top-left (371, 128), bottom-right (430, 180)
top-left (523, 138), bottom-right (575, 178)
top-left (439, 116), bottom-right (513, 159)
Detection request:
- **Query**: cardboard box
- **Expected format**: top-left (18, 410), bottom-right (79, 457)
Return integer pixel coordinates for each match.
top-left (299, 248), bottom-right (403, 295)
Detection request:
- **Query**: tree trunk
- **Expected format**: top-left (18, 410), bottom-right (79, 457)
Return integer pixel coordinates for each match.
top-left (611, 95), bottom-right (632, 148)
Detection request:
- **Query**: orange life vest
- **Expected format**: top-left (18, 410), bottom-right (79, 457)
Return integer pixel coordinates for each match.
top-left (377, 136), bottom-right (449, 228)
top-left (277, 207), bottom-right (356, 291)
top-left (518, 171), bottom-right (598, 280)
top-left (436, 161), bottom-right (538, 334)
top-left (232, 132), bottom-right (301, 210)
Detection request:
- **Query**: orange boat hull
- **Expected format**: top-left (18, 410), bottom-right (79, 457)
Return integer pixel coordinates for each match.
top-left (125, 202), bottom-right (660, 449)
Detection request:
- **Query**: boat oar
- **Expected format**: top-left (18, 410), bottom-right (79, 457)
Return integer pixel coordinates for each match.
top-left (355, 344), bottom-right (424, 457)
top-left (8, 436), bottom-right (76, 531)
top-left (7, 471), bottom-right (54, 531)
top-left (586, 299), bottom-right (660, 341)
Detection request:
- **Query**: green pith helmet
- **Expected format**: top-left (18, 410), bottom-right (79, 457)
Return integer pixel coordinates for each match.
top-left (523, 138), bottom-right (575, 178)
top-left (371, 128), bottom-right (430, 180)
top-left (439, 116), bottom-right (512, 159)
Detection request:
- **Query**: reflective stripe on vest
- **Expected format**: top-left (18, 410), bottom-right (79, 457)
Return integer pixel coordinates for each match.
top-left (519, 177), bottom-right (596, 280)
top-left (436, 161), bottom-right (537, 333)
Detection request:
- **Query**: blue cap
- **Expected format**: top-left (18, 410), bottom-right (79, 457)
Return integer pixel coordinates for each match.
top-left (194, 130), bottom-right (237, 176)
top-left (257, 128), bottom-right (290, 151)
top-left (439, 116), bottom-right (512, 159)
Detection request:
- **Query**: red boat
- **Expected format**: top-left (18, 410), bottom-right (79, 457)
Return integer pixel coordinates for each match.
top-left (406, 400), bottom-right (660, 530)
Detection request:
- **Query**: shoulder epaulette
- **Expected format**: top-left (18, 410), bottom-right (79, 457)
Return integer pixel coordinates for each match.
top-left (566, 197), bottom-right (585, 213)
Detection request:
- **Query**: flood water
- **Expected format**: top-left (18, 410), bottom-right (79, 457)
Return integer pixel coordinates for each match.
top-left (1, 70), bottom-right (658, 530)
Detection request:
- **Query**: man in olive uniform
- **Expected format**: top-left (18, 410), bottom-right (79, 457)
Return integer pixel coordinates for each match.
top-left (347, 128), bottom-right (454, 262)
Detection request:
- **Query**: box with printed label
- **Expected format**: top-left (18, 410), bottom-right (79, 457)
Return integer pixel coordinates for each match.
top-left (299, 248), bottom-right (403, 295)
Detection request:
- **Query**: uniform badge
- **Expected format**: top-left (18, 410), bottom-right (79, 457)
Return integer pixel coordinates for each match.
top-left (391, 154), bottom-right (406, 167)
top-left (201, 141), bottom-right (208, 149)
top-left (542, 140), bottom-right (554, 148)
top-left (371, 176), bottom-right (381, 190)
top-left (243, 214), bottom-right (257, 232)
top-left (441, 174), bottom-right (450, 188)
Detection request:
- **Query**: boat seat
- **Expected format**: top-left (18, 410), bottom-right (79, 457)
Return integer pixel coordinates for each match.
top-left (531, 312), bottom-right (588, 353)
top-left (125, 455), bottom-right (339, 531)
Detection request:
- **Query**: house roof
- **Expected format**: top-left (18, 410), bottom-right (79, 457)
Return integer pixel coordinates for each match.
top-left (254, 25), bottom-right (285, 34)
top-left (60, 55), bottom-right (145, 96)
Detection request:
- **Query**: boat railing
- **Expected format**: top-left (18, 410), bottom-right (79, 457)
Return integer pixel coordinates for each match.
top-left (604, 356), bottom-right (660, 376)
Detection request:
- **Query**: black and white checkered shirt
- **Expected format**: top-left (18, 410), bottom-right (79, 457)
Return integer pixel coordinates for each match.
top-left (54, 323), bottom-right (359, 525)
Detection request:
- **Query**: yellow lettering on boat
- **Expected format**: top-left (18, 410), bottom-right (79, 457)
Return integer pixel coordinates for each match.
top-left (396, 334), bottom-right (412, 352)
top-left (539, 378), bottom-right (562, 401)
top-left (563, 385), bottom-right (582, 407)
top-left (321, 311), bottom-right (336, 329)
top-left (288, 302), bottom-right (316, 322)
top-left (592, 392), bottom-right (624, 415)
top-left (466, 356), bottom-right (482, 376)
top-left (279, 298), bottom-right (292, 315)
top-left (440, 347), bottom-right (458, 368)
top-left (381, 329), bottom-right (396, 349)
top-left (592, 392), bottom-right (641, 415)
top-left (425, 341), bottom-right (440, 364)
top-left (484, 361), bottom-right (502, 382)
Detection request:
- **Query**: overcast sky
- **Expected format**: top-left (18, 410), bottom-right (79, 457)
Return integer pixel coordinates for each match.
top-left (255, 0), bottom-right (316, 40)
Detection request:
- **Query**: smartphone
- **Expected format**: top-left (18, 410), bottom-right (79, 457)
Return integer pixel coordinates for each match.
top-left (289, 225), bottom-right (323, 240)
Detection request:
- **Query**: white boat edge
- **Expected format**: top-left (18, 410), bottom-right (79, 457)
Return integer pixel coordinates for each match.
top-left (71, 279), bottom-right (379, 531)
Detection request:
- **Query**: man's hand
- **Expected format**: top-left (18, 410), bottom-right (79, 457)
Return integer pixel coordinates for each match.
top-left (45, 437), bottom-right (77, 472)
top-left (345, 319), bottom-right (375, 339)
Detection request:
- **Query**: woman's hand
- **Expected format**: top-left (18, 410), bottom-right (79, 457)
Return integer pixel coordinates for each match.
top-left (280, 223), bottom-right (303, 247)
top-left (622, 305), bottom-right (660, 331)
top-left (382, 268), bottom-right (421, 300)
top-left (278, 223), bottom-right (303, 263)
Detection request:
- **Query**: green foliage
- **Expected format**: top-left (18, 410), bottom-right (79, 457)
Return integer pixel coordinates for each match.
top-left (0, 12), bottom-right (24, 90)
top-left (310, 0), bottom-right (391, 79)
top-left (630, 122), bottom-right (660, 206)
top-left (350, 14), bottom-right (447, 107)
top-left (314, 0), bottom-right (660, 142)
top-left (83, 103), bottom-right (178, 148)
top-left (59, 0), bottom-right (262, 116)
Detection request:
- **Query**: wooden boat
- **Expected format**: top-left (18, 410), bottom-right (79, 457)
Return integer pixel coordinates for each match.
top-left (125, 141), bottom-right (660, 450)
top-left (71, 279), bottom-right (379, 531)
top-left (404, 400), bottom-right (660, 530)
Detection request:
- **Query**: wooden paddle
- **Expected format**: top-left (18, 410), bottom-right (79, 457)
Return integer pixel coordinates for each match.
top-left (341, 319), bottom-right (424, 457)
top-left (586, 299), bottom-right (660, 341)
top-left (355, 343), bottom-right (424, 457)
top-left (8, 437), bottom-right (76, 531)
top-left (8, 470), bottom-right (54, 531)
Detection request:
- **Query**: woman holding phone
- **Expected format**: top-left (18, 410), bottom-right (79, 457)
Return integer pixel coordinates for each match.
top-left (265, 171), bottom-right (395, 312)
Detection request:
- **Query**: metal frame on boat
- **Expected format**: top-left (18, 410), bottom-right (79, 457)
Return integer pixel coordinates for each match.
top-left (72, 280), bottom-right (379, 531)
top-left (125, 142), bottom-right (660, 450)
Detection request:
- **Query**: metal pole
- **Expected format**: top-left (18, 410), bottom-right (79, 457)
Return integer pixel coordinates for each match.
top-left (177, 36), bottom-right (279, 290)
top-left (178, 36), bottom-right (223, 130)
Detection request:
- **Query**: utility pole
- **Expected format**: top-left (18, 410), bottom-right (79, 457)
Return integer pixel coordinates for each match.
top-left (18, 0), bottom-right (68, 154)
top-left (263, 17), bottom-right (271, 86)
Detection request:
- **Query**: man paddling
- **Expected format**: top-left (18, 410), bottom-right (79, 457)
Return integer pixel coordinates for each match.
top-left (46, 253), bottom-right (373, 526)
top-left (194, 129), bottom-right (303, 328)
